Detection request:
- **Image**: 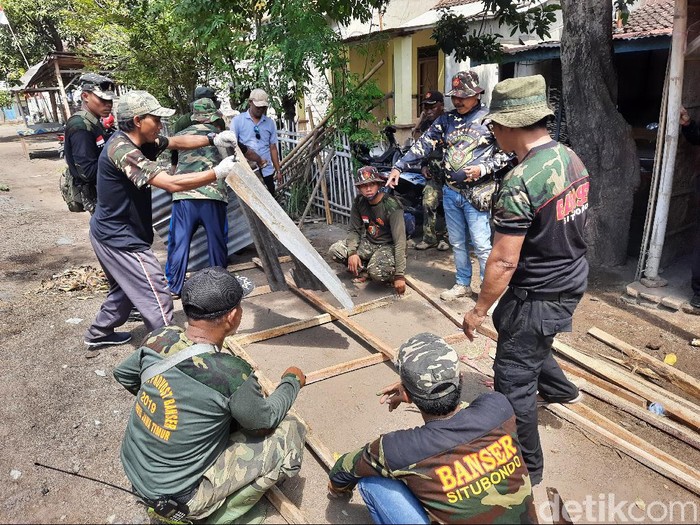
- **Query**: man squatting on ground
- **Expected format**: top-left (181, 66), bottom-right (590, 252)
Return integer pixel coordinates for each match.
top-left (328, 333), bottom-right (535, 524)
top-left (84, 90), bottom-right (240, 349)
top-left (329, 166), bottom-right (407, 295)
top-left (115, 266), bottom-right (306, 523)
top-left (164, 97), bottom-right (267, 298)
top-left (412, 90), bottom-right (450, 252)
top-left (388, 71), bottom-right (506, 302)
top-left (463, 75), bottom-right (589, 485)
top-left (63, 73), bottom-right (115, 214)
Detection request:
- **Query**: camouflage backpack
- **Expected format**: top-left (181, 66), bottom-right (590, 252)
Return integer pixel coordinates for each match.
top-left (59, 168), bottom-right (85, 212)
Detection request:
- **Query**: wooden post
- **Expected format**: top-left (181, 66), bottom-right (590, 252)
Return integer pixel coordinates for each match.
top-left (48, 91), bottom-right (59, 123)
top-left (307, 108), bottom-right (332, 224)
top-left (53, 60), bottom-right (71, 121)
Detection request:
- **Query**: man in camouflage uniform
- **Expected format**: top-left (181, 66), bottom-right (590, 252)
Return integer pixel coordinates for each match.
top-left (115, 267), bottom-right (306, 524)
top-left (412, 90), bottom-right (450, 252)
top-left (329, 166), bottom-right (407, 295)
top-left (85, 91), bottom-right (239, 349)
top-left (63, 73), bottom-right (115, 213)
top-left (165, 98), bottom-right (234, 298)
top-left (329, 333), bottom-right (534, 524)
top-left (388, 71), bottom-right (506, 302)
top-left (463, 75), bottom-right (588, 485)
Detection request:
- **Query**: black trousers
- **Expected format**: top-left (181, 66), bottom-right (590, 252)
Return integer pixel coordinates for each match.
top-left (492, 289), bottom-right (581, 485)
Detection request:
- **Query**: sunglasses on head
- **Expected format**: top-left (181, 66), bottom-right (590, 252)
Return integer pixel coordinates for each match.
top-left (254, 125), bottom-right (261, 140)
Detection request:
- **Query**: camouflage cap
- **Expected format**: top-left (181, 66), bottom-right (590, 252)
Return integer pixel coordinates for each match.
top-left (182, 266), bottom-right (254, 320)
top-left (79, 73), bottom-right (116, 101)
top-left (191, 97), bottom-right (224, 124)
top-left (117, 90), bottom-right (176, 120)
top-left (486, 75), bottom-right (554, 128)
top-left (396, 333), bottom-right (460, 401)
top-left (446, 71), bottom-right (484, 98)
top-left (354, 166), bottom-right (385, 187)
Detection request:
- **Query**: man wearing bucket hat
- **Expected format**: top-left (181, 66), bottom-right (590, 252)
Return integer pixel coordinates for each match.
top-left (388, 71), bottom-right (507, 302)
top-left (115, 266), bottom-right (307, 524)
top-left (462, 75), bottom-right (589, 485)
top-left (84, 90), bottom-right (240, 350)
top-left (63, 73), bottom-right (117, 213)
top-left (165, 98), bottom-right (245, 298)
top-left (329, 166), bottom-right (407, 295)
top-left (328, 332), bottom-right (534, 524)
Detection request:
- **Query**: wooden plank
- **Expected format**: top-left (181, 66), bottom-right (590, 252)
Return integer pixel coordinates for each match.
top-left (283, 275), bottom-right (397, 360)
top-left (581, 379), bottom-right (700, 451)
top-left (552, 339), bottom-right (700, 430)
top-left (246, 285), bottom-right (272, 298)
top-left (588, 326), bottom-right (700, 400)
top-left (227, 341), bottom-right (336, 470)
top-left (306, 353), bottom-right (390, 385)
top-left (549, 403), bottom-right (700, 496)
top-left (266, 486), bottom-right (308, 524)
top-left (231, 294), bottom-right (395, 347)
top-left (225, 149), bottom-right (354, 309)
top-left (228, 256), bottom-right (292, 272)
top-left (557, 360), bottom-right (647, 408)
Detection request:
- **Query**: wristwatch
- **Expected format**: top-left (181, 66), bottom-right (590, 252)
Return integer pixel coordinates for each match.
top-left (207, 132), bottom-right (216, 146)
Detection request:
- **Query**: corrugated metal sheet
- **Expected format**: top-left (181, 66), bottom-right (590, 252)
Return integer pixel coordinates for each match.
top-left (151, 188), bottom-right (253, 272)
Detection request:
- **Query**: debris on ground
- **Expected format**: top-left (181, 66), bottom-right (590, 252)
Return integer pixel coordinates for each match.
top-left (34, 265), bottom-right (108, 296)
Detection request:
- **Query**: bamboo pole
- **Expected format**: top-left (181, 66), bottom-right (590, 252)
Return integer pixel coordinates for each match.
top-left (297, 152), bottom-right (335, 230)
top-left (588, 327), bottom-right (700, 400)
top-left (53, 60), bottom-right (71, 121)
top-left (307, 108), bottom-right (332, 224)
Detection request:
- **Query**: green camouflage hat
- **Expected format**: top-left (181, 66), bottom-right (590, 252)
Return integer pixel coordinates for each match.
top-left (117, 90), bottom-right (175, 120)
top-left (446, 71), bottom-right (484, 98)
top-left (396, 332), bottom-right (460, 400)
top-left (191, 97), bottom-right (224, 124)
top-left (79, 73), bottom-right (116, 101)
top-left (354, 166), bottom-right (385, 187)
top-left (487, 75), bottom-right (554, 128)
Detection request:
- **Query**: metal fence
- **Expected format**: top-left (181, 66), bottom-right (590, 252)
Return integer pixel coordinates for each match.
top-left (278, 130), bottom-right (356, 224)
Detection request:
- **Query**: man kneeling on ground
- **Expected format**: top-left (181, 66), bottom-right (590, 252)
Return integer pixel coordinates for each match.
top-left (328, 333), bottom-right (535, 524)
top-left (329, 166), bottom-right (407, 295)
top-left (114, 266), bottom-right (306, 524)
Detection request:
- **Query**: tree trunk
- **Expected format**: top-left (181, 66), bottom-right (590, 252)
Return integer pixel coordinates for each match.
top-left (560, 0), bottom-right (640, 267)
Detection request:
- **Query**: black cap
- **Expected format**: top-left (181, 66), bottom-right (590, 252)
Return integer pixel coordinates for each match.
top-left (421, 90), bottom-right (444, 105)
top-left (194, 86), bottom-right (217, 101)
top-left (182, 267), bottom-right (254, 320)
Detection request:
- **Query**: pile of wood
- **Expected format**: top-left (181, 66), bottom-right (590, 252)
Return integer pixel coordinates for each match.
top-left (34, 265), bottom-right (108, 295)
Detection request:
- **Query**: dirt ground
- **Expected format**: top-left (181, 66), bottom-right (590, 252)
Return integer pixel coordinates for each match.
top-left (1, 122), bottom-right (699, 524)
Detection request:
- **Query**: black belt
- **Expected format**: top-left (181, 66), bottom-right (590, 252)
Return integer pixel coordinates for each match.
top-left (510, 287), bottom-right (581, 302)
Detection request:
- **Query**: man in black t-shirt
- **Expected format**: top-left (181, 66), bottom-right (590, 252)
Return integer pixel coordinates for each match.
top-left (84, 91), bottom-right (239, 349)
top-left (462, 76), bottom-right (589, 485)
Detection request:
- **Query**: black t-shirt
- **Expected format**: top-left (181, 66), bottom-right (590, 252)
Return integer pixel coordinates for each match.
top-left (64, 110), bottom-right (107, 185)
top-left (492, 141), bottom-right (589, 294)
top-left (90, 131), bottom-right (168, 251)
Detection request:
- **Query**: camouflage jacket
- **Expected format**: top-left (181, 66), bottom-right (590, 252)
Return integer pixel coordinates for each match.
top-left (172, 123), bottom-right (227, 202)
top-left (493, 140), bottom-right (589, 294)
top-left (395, 105), bottom-right (504, 191)
top-left (329, 392), bottom-right (535, 524)
top-left (347, 193), bottom-right (407, 276)
top-left (114, 326), bottom-right (302, 500)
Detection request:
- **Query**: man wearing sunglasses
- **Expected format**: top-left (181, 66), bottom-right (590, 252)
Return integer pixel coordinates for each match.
top-left (231, 88), bottom-right (282, 194)
top-left (64, 73), bottom-right (116, 213)
top-left (84, 90), bottom-right (239, 349)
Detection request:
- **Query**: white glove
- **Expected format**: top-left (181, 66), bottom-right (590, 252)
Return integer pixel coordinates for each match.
top-left (213, 130), bottom-right (237, 149)
top-left (213, 155), bottom-right (238, 180)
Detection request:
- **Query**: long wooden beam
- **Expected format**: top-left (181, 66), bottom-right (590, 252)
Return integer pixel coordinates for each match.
top-left (588, 326), bottom-right (700, 400)
top-left (231, 294), bottom-right (395, 347)
top-left (550, 403), bottom-right (700, 496)
top-left (228, 256), bottom-right (292, 273)
top-left (266, 487), bottom-right (308, 524)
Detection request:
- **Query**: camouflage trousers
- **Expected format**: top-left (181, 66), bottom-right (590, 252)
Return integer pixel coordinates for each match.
top-left (329, 239), bottom-right (396, 282)
top-left (421, 178), bottom-right (447, 245)
top-left (185, 416), bottom-right (306, 523)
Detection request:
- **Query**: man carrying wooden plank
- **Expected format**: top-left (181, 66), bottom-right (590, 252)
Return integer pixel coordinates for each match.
top-left (329, 166), bottom-right (407, 295)
top-left (328, 333), bottom-right (535, 524)
top-left (114, 267), bottom-right (306, 524)
top-left (462, 75), bottom-right (589, 486)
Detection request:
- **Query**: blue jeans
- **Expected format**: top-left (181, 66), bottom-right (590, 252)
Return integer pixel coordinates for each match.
top-left (357, 477), bottom-right (429, 525)
top-left (443, 185), bottom-right (492, 286)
